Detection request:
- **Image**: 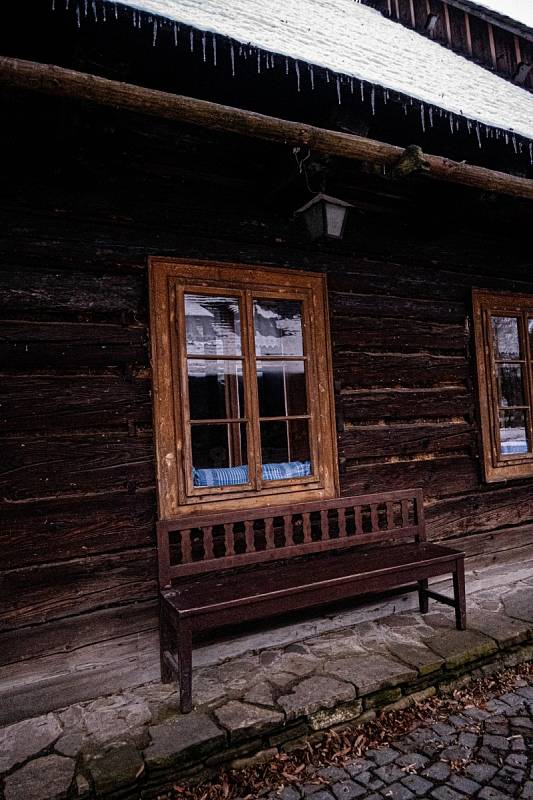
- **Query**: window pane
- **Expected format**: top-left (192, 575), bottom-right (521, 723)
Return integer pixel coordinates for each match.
top-left (497, 364), bottom-right (526, 407)
top-left (499, 410), bottom-right (530, 456)
top-left (528, 319), bottom-right (533, 351)
top-left (257, 360), bottom-right (307, 417)
top-left (254, 299), bottom-right (303, 356)
top-left (188, 360), bottom-right (244, 420)
top-left (492, 316), bottom-right (520, 360)
top-left (191, 423), bottom-right (248, 486)
top-left (260, 419), bottom-right (311, 480)
top-left (185, 294), bottom-right (241, 356)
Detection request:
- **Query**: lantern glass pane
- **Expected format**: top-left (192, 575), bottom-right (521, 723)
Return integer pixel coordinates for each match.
top-left (325, 201), bottom-right (347, 238)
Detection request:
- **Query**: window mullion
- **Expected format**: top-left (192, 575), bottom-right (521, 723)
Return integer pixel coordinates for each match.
top-left (242, 290), bottom-right (262, 490)
top-left (520, 310), bottom-right (533, 455)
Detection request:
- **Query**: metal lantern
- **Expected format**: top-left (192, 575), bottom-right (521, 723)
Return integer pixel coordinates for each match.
top-left (295, 193), bottom-right (352, 240)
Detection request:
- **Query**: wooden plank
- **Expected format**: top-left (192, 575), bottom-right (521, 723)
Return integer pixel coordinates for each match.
top-left (0, 600), bottom-right (158, 667)
top-left (0, 548), bottom-right (158, 631)
top-left (334, 352), bottom-right (468, 389)
top-left (330, 291), bottom-right (465, 324)
top-left (1, 57), bottom-right (532, 200)
top-left (339, 421), bottom-right (473, 458)
top-left (0, 375), bottom-right (151, 434)
top-left (0, 320), bottom-right (147, 368)
top-left (332, 317), bottom-right (466, 353)
top-left (339, 388), bottom-right (473, 422)
top-left (1, 489), bottom-right (156, 570)
top-left (0, 433), bottom-right (155, 500)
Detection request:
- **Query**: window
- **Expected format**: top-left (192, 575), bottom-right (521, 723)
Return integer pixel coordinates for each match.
top-left (150, 259), bottom-right (338, 516)
top-left (473, 289), bottom-right (533, 482)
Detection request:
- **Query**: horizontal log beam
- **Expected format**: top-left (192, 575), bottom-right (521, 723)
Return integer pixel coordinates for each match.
top-left (1, 56), bottom-right (532, 200)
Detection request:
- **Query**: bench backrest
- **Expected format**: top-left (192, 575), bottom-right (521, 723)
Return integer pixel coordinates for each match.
top-left (157, 488), bottom-right (425, 588)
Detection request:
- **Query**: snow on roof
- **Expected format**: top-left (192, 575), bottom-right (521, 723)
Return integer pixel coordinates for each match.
top-left (113, 0), bottom-right (533, 143)
top-left (466, 0), bottom-right (533, 31)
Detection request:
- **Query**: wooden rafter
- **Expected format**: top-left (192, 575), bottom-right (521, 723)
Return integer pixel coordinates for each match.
top-left (0, 56), bottom-right (532, 201)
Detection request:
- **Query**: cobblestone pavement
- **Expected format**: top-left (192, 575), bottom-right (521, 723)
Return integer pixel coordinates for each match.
top-left (267, 684), bottom-right (533, 800)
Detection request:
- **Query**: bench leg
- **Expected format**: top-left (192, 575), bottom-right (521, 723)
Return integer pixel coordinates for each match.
top-left (177, 618), bottom-right (193, 714)
top-left (418, 579), bottom-right (429, 614)
top-left (159, 606), bottom-right (175, 684)
top-left (453, 560), bottom-right (467, 631)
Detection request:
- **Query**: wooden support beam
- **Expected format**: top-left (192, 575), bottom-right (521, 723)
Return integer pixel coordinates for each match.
top-left (0, 56), bottom-right (532, 201)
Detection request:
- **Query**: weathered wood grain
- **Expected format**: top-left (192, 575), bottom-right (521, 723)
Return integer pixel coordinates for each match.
top-left (339, 421), bottom-right (473, 458)
top-left (339, 388), bottom-right (474, 422)
top-left (334, 352), bottom-right (469, 389)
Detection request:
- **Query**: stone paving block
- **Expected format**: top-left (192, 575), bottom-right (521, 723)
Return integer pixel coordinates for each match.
top-left (365, 747), bottom-right (400, 766)
top-left (59, 695), bottom-right (152, 746)
top-left (144, 713), bottom-right (225, 769)
top-left (3, 755), bottom-right (75, 800)
top-left (0, 713), bottom-right (62, 773)
top-left (382, 782), bottom-right (416, 800)
top-left (214, 701), bottom-right (284, 742)
top-left (344, 758), bottom-right (373, 777)
top-left (467, 610), bottom-right (531, 648)
top-left (401, 774), bottom-right (433, 796)
top-left (465, 762), bottom-right (499, 782)
top-left (243, 682), bottom-right (276, 707)
top-left (430, 787), bottom-right (466, 800)
top-left (317, 767), bottom-right (349, 783)
top-left (323, 654), bottom-right (417, 695)
top-left (395, 752), bottom-right (429, 770)
top-left (86, 741), bottom-right (145, 796)
top-left (478, 788), bottom-right (514, 800)
top-left (374, 763), bottom-right (405, 784)
top-left (309, 700), bottom-right (363, 731)
top-left (449, 773), bottom-right (481, 794)
top-left (387, 642), bottom-right (444, 675)
top-left (483, 734), bottom-right (510, 751)
top-left (424, 628), bottom-right (498, 669)
top-left (521, 782), bottom-right (533, 799)
top-left (503, 590), bottom-right (533, 623)
top-left (278, 676), bottom-right (355, 720)
top-left (331, 780), bottom-right (366, 799)
top-left (422, 762), bottom-right (451, 781)
top-left (352, 771), bottom-right (385, 791)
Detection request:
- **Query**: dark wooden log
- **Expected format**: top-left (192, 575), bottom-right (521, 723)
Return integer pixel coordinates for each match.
top-left (0, 433), bottom-right (155, 500)
top-left (1, 57), bottom-right (533, 200)
top-left (427, 483), bottom-right (533, 538)
top-left (339, 388), bottom-right (473, 422)
top-left (0, 548), bottom-right (158, 631)
top-left (339, 421), bottom-right (473, 458)
top-left (0, 374), bottom-right (151, 434)
top-left (342, 454), bottom-right (479, 497)
top-left (0, 320), bottom-right (147, 368)
top-left (330, 291), bottom-right (466, 324)
top-left (334, 352), bottom-right (468, 389)
top-left (1, 489), bottom-right (156, 570)
top-left (332, 317), bottom-right (467, 353)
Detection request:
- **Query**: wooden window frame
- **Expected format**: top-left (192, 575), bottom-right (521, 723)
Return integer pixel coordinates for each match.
top-left (149, 257), bottom-right (339, 518)
top-left (473, 288), bottom-right (533, 483)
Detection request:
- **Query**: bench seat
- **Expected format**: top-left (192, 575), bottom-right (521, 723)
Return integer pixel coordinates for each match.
top-left (157, 489), bottom-right (466, 713)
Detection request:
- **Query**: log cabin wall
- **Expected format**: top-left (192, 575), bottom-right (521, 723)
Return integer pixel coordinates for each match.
top-left (0, 7), bottom-right (531, 724)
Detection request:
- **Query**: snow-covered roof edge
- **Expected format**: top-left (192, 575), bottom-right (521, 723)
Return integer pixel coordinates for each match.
top-left (89, 0), bottom-right (533, 159)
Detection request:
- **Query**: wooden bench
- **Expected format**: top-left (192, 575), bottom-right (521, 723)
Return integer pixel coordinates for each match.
top-left (157, 488), bottom-right (466, 713)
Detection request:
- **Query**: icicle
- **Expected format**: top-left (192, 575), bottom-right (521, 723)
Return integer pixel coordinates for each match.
top-left (173, 23), bottom-right (178, 47)
top-left (360, 81), bottom-right (364, 102)
top-left (190, 30), bottom-right (194, 52)
top-left (102, 3), bottom-right (106, 22)
top-left (212, 34), bottom-right (217, 66)
top-left (257, 50), bottom-right (261, 74)
top-left (336, 76), bottom-right (341, 104)
top-left (66, 0), bottom-right (70, 8)
top-left (52, 0), bottom-right (55, 10)
top-left (370, 86), bottom-right (375, 115)
top-left (114, 3), bottom-right (118, 19)
top-left (420, 103), bottom-right (425, 133)
top-left (295, 61), bottom-right (301, 92)
top-left (84, 0), bottom-right (88, 17)
top-left (326, 70), bottom-right (330, 83)
top-left (429, 106), bottom-right (434, 127)
top-left (350, 78), bottom-right (354, 94)
top-left (403, 103), bottom-right (407, 116)
top-left (512, 135), bottom-right (517, 153)
top-left (91, 0), bottom-right (97, 21)
top-left (449, 114), bottom-right (454, 134)
top-left (202, 32), bottom-right (207, 61)
top-left (76, 2), bottom-right (81, 27)
top-left (475, 124), bottom-right (482, 148)
top-left (285, 57), bottom-right (289, 75)
top-left (529, 143), bottom-right (532, 165)
top-left (310, 65), bottom-right (315, 90)
top-left (467, 120), bottom-right (472, 134)
top-left (152, 18), bottom-right (158, 46)
top-left (230, 44), bottom-right (235, 76)
top-left (505, 132), bottom-right (509, 145)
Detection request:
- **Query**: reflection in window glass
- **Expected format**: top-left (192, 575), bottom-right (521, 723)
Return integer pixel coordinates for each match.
top-left (185, 294), bottom-right (241, 356)
top-left (497, 364), bottom-right (526, 408)
top-left (191, 423), bottom-right (248, 486)
top-left (492, 316), bottom-right (520, 360)
top-left (253, 299), bottom-right (303, 356)
top-left (188, 360), bottom-right (244, 421)
top-left (499, 410), bottom-right (530, 455)
top-left (260, 419), bottom-right (311, 480)
top-left (256, 361), bottom-right (307, 417)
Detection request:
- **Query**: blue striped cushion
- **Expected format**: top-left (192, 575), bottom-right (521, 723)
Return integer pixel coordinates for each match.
top-left (193, 461), bottom-right (311, 487)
